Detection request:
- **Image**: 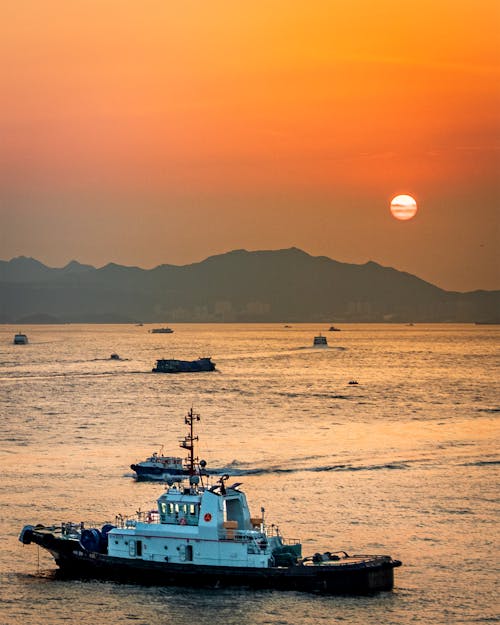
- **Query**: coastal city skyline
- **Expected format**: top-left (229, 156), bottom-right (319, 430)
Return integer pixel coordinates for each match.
top-left (1, 1), bottom-right (499, 292)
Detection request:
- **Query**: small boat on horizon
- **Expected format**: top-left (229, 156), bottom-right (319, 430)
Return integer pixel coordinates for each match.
top-left (328, 326), bottom-right (341, 332)
top-left (149, 327), bottom-right (174, 334)
top-left (313, 334), bottom-right (328, 347)
top-left (19, 408), bottom-right (402, 594)
top-left (13, 332), bottom-right (28, 345)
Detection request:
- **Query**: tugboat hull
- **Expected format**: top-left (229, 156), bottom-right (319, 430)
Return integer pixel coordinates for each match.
top-left (20, 527), bottom-right (400, 594)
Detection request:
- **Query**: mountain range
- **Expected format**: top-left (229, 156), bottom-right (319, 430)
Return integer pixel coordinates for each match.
top-left (0, 248), bottom-right (498, 323)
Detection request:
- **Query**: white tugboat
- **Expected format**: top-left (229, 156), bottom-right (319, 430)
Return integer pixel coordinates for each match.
top-left (19, 409), bottom-right (401, 593)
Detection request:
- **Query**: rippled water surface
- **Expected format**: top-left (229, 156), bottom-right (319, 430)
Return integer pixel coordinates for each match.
top-left (1, 323), bottom-right (498, 624)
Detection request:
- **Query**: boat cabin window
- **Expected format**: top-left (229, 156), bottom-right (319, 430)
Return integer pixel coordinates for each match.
top-left (159, 499), bottom-right (200, 524)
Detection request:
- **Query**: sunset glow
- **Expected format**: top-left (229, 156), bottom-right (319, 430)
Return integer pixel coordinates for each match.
top-left (0, 0), bottom-right (499, 291)
top-left (390, 195), bottom-right (418, 221)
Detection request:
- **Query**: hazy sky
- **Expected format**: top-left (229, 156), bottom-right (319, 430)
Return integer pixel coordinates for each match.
top-left (1, 1), bottom-right (499, 291)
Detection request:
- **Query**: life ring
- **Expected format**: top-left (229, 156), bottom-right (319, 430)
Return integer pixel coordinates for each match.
top-left (204, 513), bottom-right (212, 522)
top-left (179, 517), bottom-right (187, 526)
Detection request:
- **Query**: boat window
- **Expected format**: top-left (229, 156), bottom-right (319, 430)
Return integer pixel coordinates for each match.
top-left (189, 504), bottom-right (196, 515)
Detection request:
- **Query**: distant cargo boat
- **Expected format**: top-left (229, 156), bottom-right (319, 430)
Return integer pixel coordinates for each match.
top-left (152, 357), bottom-right (216, 374)
top-left (150, 327), bottom-right (174, 334)
top-left (13, 333), bottom-right (28, 345)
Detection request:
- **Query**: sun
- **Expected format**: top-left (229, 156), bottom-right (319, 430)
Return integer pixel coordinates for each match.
top-left (390, 194), bottom-right (418, 220)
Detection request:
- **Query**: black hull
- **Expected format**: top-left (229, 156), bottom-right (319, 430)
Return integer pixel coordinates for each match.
top-left (22, 530), bottom-right (400, 594)
top-left (152, 358), bottom-right (215, 374)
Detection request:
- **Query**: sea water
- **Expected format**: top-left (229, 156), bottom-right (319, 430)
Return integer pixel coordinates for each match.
top-left (0, 323), bottom-right (498, 625)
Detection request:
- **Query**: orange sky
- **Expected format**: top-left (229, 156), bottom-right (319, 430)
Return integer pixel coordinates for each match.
top-left (1, 0), bottom-right (499, 290)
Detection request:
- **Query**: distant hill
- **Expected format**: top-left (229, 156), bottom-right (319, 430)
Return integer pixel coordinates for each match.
top-left (0, 249), bottom-right (498, 323)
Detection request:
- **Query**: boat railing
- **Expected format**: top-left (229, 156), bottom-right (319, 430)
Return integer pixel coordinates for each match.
top-left (218, 529), bottom-right (271, 553)
top-left (261, 523), bottom-right (300, 543)
top-left (114, 510), bottom-right (161, 528)
top-left (61, 522), bottom-right (84, 537)
top-left (281, 537), bottom-right (301, 546)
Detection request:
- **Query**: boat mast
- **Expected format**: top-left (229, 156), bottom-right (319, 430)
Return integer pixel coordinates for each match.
top-left (180, 408), bottom-right (200, 475)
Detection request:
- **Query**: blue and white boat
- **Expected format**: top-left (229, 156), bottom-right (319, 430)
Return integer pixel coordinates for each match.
top-left (131, 413), bottom-right (205, 480)
top-left (131, 452), bottom-right (186, 481)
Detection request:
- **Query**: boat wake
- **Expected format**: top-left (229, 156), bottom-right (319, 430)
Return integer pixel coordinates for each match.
top-left (461, 459), bottom-right (500, 467)
top-left (294, 346), bottom-right (347, 351)
top-left (211, 460), bottom-right (409, 476)
top-left (277, 391), bottom-right (356, 400)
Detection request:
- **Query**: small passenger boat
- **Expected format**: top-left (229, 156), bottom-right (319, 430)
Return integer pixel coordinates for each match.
top-left (19, 409), bottom-right (401, 594)
top-left (131, 453), bottom-right (187, 480)
top-left (131, 409), bottom-right (209, 480)
top-left (328, 326), bottom-right (341, 332)
top-left (149, 327), bottom-right (174, 334)
top-left (313, 334), bottom-right (328, 347)
top-left (131, 410), bottom-right (210, 480)
top-left (13, 333), bottom-right (28, 345)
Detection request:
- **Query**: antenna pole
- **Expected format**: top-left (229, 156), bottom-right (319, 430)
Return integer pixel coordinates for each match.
top-left (180, 407), bottom-right (200, 475)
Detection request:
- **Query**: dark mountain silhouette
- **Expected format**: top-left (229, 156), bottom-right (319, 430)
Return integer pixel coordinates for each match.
top-left (0, 249), bottom-right (498, 323)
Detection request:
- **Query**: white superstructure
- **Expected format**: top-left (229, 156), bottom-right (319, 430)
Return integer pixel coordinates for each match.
top-left (107, 475), bottom-right (284, 568)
